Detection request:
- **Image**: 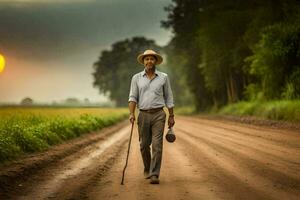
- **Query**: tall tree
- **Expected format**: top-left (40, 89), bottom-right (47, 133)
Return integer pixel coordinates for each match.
top-left (197, 0), bottom-right (256, 105)
top-left (162, 0), bottom-right (213, 111)
top-left (247, 22), bottom-right (300, 99)
top-left (163, 40), bottom-right (194, 107)
top-left (92, 37), bottom-right (161, 106)
top-left (162, 0), bottom-right (300, 110)
top-left (243, 0), bottom-right (300, 99)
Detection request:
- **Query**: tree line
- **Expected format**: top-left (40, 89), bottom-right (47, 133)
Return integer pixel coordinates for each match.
top-left (93, 0), bottom-right (300, 110)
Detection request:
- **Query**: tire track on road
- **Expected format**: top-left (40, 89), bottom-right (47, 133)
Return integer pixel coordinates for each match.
top-left (175, 123), bottom-right (300, 200)
top-left (176, 124), bottom-right (300, 178)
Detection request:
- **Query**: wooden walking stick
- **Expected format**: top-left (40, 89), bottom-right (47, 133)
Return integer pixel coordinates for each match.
top-left (121, 121), bottom-right (134, 185)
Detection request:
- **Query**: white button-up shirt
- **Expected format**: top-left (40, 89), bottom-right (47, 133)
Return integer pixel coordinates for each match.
top-left (128, 69), bottom-right (174, 109)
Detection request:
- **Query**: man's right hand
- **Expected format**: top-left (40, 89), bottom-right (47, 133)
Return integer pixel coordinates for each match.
top-left (129, 113), bottom-right (135, 124)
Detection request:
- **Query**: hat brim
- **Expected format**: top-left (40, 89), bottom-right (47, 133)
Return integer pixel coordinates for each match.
top-left (137, 53), bottom-right (163, 65)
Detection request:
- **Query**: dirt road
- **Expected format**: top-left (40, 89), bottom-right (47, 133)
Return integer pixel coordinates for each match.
top-left (0, 116), bottom-right (299, 200)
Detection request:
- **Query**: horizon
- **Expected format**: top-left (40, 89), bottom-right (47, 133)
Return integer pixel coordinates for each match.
top-left (0, 0), bottom-right (172, 104)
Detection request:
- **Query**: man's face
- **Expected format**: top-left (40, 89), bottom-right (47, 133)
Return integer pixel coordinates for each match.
top-left (143, 55), bottom-right (157, 70)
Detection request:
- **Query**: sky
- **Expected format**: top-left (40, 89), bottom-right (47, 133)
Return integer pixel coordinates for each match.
top-left (0, 0), bottom-right (172, 104)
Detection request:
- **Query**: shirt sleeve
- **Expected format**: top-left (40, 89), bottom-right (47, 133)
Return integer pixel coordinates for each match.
top-left (163, 75), bottom-right (174, 108)
top-left (128, 75), bottom-right (138, 103)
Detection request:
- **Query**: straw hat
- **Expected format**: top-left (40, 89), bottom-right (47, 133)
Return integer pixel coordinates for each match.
top-left (137, 49), bottom-right (163, 65)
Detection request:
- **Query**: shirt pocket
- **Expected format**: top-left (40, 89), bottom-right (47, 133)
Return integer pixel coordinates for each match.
top-left (153, 84), bottom-right (164, 96)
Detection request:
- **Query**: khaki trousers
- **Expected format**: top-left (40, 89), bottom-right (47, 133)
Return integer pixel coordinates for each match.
top-left (137, 109), bottom-right (166, 178)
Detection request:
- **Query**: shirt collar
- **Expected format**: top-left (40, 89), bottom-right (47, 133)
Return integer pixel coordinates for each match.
top-left (142, 68), bottom-right (159, 77)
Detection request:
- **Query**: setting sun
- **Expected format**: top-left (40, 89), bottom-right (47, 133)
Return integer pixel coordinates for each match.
top-left (0, 53), bottom-right (5, 73)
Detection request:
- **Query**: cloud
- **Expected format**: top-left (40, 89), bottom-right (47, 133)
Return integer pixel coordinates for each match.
top-left (0, 0), bottom-right (172, 103)
top-left (0, 0), bottom-right (172, 61)
top-left (0, 0), bottom-right (95, 4)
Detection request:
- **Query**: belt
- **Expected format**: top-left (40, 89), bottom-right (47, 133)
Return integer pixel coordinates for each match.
top-left (139, 107), bottom-right (163, 113)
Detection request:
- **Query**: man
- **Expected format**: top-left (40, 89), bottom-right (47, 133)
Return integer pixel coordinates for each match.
top-left (128, 49), bottom-right (175, 184)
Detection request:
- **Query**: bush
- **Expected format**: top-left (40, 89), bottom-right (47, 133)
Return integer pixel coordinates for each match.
top-left (247, 22), bottom-right (300, 100)
top-left (0, 108), bottom-right (128, 163)
top-left (219, 100), bottom-right (300, 122)
top-left (0, 131), bottom-right (22, 161)
top-left (12, 124), bottom-right (49, 153)
top-left (27, 123), bottom-right (62, 146)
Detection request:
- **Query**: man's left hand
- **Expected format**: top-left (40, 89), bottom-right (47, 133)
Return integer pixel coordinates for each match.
top-left (168, 116), bottom-right (175, 128)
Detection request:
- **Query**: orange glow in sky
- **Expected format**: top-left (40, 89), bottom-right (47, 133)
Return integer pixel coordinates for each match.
top-left (0, 53), bottom-right (5, 73)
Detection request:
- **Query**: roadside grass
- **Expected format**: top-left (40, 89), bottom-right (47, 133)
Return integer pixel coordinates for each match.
top-left (174, 100), bottom-right (300, 122)
top-left (219, 100), bottom-right (300, 122)
top-left (0, 107), bottom-right (128, 164)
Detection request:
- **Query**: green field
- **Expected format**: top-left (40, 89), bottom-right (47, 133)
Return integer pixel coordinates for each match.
top-left (0, 107), bottom-right (128, 163)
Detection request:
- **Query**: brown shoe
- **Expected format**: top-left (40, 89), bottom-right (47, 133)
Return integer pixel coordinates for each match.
top-left (144, 172), bottom-right (151, 179)
top-left (150, 175), bottom-right (160, 184)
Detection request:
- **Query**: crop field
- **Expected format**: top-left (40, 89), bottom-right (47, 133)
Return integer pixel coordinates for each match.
top-left (0, 107), bottom-right (128, 163)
